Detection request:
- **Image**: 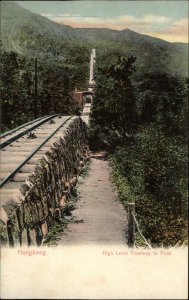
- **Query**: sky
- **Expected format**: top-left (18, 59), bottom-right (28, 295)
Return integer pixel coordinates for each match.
top-left (17, 1), bottom-right (188, 43)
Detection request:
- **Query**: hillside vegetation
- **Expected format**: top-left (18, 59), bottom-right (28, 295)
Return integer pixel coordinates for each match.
top-left (1, 1), bottom-right (188, 130)
top-left (1, 1), bottom-right (188, 76)
top-left (1, 2), bottom-right (91, 130)
top-left (0, 2), bottom-right (188, 247)
top-left (90, 50), bottom-right (188, 247)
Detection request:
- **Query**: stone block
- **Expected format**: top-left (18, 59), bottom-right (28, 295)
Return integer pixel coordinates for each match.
top-left (36, 200), bottom-right (45, 221)
top-left (41, 221), bottom-right (48, 237)
top-left (28, 227), bottom-right (37, 246)
top-left (21, 228), bottom-right (29, 246)
top-left (53, 208), bottom-right (61, 219)
top-left (59, 195), bottom-right (68, 209)
top-left (2, 117), bottom-right (89, 247)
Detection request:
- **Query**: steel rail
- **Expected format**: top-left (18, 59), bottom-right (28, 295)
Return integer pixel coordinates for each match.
top-left (0, 116), bottom-right (75, 189)
top-left (0, 116), bottom-right (46, 138)
top-left (0, 114), bottom-right (58, 150)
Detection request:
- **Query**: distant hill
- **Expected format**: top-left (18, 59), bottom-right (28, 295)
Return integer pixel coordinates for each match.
top-left (75, 27), bottom-right (188, 76)
top-left (1, 1), bottom-right (188, 76)
top-left (1, 1), bottom-right (81, 61)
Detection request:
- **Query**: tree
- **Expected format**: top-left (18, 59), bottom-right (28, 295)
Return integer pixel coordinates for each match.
top-left (136, 72), bottom-right (188, 137)
top-left (91, 54), bottom-right (137, 147)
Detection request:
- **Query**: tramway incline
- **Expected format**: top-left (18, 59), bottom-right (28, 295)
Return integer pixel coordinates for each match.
top-left (0, 116), bottom-right (89, 247)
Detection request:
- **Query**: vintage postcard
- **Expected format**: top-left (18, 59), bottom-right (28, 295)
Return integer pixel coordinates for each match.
top-left (0, 0), bottom-right (188, 299)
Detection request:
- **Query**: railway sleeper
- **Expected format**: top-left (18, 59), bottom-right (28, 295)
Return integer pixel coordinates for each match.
top-left (0, 117), bottom-right (90, 247)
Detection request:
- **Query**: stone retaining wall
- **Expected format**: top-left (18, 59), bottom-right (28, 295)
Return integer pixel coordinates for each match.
top-left (0, 116), bottom-right (90, 247)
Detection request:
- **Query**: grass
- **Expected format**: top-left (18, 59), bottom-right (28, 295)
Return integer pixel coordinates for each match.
top-left (42, 218), bottom-right (69, 246)
top-left (78, 160), bottom-right (91, 184)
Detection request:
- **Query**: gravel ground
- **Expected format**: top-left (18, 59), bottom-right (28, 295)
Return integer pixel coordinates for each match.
top-left (59, 156), bottom-right (127, 245)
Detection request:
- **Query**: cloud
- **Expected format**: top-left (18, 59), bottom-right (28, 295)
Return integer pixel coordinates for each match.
top-left (48, 14), bottom-right (171, 30)
top-left (167, 18), bottom-right (188, 35)
top-left (143, 15), bottom-right (170, 24)
top-left (147, 18), bottom-right (188, 42)
top-left (41, 13), bottom-right (80, 18)
top-left (41, 13), bottom-right (54, 17)
top-left (43, 13), bottom-right (188, 42)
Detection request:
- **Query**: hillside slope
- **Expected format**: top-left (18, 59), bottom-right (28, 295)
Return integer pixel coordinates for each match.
top-left (75, 27), bottom-right (188, 76)
top-left (1, 1), bottom-right (81, 60)
top-left (1, 1), bottom-right (188, 76)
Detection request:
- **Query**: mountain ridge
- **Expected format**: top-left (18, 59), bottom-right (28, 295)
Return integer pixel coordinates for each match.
top-left (1, 1), bottom-right (188, 76)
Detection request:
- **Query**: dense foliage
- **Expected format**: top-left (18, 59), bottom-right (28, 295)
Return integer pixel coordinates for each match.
top-left (0, 1), bottom-right (188, 246)
top-left (90, 50), bottom-right (188, 247)
top-left (0, 43), bottom-right (89, 131)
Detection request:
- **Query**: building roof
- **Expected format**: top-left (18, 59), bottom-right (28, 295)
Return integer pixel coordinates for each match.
top-left (70, 90), bottom-right (94, 95)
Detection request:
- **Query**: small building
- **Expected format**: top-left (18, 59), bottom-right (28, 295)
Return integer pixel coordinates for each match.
top-left (70, 90), bottom-right (93, 107)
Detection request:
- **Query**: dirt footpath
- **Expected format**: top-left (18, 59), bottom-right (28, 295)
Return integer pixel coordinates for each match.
top-left (59, 156), bottom-right (127, 245)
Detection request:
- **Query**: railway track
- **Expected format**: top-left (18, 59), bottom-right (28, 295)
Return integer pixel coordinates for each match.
top-left (0, 115), bottom-right (74, 190)
top-left (0, 114), bottom-right (58, 150)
